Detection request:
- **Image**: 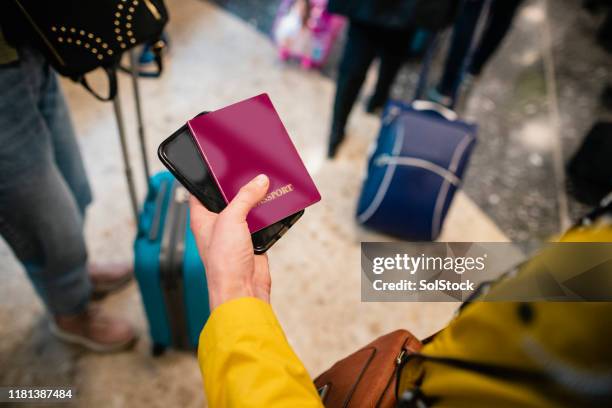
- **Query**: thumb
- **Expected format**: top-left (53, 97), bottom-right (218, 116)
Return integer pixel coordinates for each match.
top-left (223, 174), bottom-right (269, 221)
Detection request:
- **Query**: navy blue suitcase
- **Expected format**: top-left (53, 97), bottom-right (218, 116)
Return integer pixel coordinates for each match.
top-left (356, 100), bottom-right (476, 240)
top-left (134, 172), bottom-right (210, 354)
top-left (356, 21), bottom-right (484, 240)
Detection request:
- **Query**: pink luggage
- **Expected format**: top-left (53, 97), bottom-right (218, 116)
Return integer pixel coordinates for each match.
top-left (273, 0), bottom-right (345, 69)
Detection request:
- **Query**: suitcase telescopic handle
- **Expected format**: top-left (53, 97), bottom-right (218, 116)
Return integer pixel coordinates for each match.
top-left (112, 49), bottom-right (152, 221)
top-left (411, 100), bottom-right (458, 121)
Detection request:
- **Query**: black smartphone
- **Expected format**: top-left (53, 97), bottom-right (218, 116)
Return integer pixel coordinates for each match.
top-left (158, 115), bottom-right (304, 254)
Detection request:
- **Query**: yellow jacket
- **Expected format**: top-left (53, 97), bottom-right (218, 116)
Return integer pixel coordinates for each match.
top-left (198, 216), bottom-right (612, 407)
top-left (199, 297), bottom-right (322, 407)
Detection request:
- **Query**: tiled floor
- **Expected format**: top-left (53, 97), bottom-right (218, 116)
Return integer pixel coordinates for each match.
top-left (0, 0), bottom-right (608, 406)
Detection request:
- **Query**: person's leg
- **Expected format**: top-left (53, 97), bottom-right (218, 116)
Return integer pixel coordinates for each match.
top-left (38, 57), bottom-right (92, 217)
top-left (35, 50), bottom-right (132, 298)
top-left (0, 48), bottom-right (135, 350)
top-left (0, 49), bottom-right (91, 316)
top-left (468, 0), bottom-right (524, 76)
top-left (328, 20), bottom-right (377, 157)
top-left (436, 0), bottom-right (485, 97)
top-left (367, 26), bottom-right (414, 113)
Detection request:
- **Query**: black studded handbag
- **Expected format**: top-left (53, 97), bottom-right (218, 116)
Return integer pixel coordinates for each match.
top-left (1, 0), bottom-right (168, 100)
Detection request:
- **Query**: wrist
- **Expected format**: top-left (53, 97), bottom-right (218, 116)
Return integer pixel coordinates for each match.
top-left (209, 281), bottom-right (255, 310)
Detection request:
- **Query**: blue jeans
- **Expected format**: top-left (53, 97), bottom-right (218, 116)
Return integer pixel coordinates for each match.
top-left (0, 47), bottom-right (93, 316)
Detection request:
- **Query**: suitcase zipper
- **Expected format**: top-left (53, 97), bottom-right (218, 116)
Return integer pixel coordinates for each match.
top-left (375, 154), bottom-right (461, 186)
top-left (396, 349), bottom-right (407, 365)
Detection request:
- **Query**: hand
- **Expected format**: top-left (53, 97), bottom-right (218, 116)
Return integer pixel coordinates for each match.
top-left (189, 174), bottom-right (272, 310)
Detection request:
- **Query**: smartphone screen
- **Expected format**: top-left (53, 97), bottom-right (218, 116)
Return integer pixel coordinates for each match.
top-left (158, 123), bottom-right (304, 254)
top-left (160, 125), bottom-right (226, 213)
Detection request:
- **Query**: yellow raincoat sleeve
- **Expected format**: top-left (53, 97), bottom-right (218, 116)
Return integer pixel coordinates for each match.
top-left (198, 297), bottom-right (323, 408)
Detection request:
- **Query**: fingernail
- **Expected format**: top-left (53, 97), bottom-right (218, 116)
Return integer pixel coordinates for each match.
top-left (254, 174), bottom-right (268, 186)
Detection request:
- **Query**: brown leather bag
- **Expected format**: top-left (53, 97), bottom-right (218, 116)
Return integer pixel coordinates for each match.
top-left (314, 330), bottom-right (422, 408)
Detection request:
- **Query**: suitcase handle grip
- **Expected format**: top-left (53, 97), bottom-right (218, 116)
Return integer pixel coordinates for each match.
top-left (411, 100), bottom-right (458, 121)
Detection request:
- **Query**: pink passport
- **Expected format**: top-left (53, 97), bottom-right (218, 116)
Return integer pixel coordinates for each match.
top-left (187, 93), bottom-right (321, 233)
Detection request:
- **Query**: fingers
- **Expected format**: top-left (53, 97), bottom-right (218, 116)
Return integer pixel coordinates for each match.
top-left (189, 195), bottom-right (217, 239)
top-left (224, 174), bottom-right (269, 221)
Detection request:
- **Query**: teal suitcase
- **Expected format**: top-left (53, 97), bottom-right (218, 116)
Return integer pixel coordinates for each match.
top-left (111, 61), bottom-right (208, 355)
top-left (134, 171), bottom-right (210, 355)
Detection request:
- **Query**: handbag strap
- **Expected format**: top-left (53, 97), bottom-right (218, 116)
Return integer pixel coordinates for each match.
top-left (78, 65), bottom-right (118, 102)
top-left (396, 352), bottom-right (547, 408)
top-left (397, 348), bottom-right (612, 407)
